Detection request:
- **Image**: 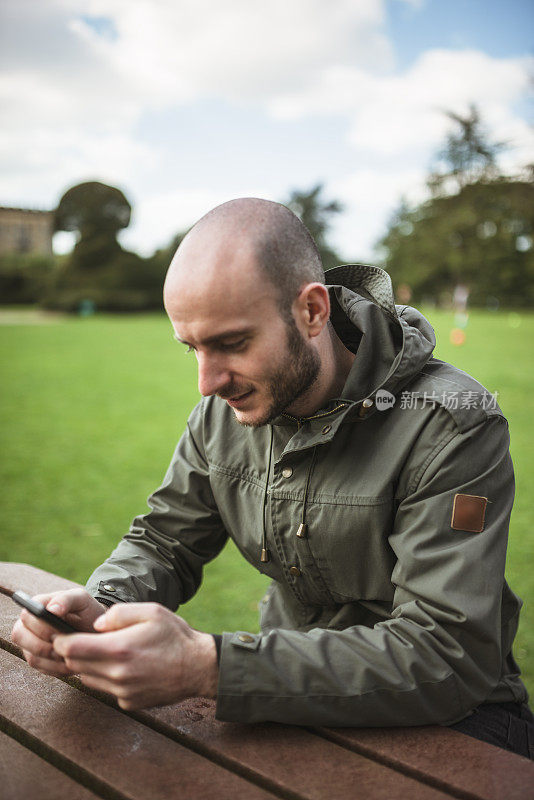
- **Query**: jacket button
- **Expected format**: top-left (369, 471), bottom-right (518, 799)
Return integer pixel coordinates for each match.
top-left (237, 634), bottom-right (255, 643)
top-left (321, 424), bottom-right (332, 435)
top-left (358, 398), bottom-right (374, 417)
top-left (282, 467), bottom-right (293, 478)
top-left (289, 566), bottom-right (301, 577)
top-left (103, 584), bottom-right (116, 592)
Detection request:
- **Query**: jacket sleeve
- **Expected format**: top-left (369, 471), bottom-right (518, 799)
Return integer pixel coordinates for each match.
top-left (215, 412), bottom-right (519, 727)
top-left (85, 400), bottom-right (228, 610)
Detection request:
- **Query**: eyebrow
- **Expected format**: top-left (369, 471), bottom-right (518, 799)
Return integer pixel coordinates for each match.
top-left (173, 327), bottom-right (255, 347)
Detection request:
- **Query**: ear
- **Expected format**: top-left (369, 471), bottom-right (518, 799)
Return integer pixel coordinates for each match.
top-left (294, 283), bottom-right (330, 338)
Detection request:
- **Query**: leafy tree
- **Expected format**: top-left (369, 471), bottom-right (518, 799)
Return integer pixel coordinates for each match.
top-left (285, 184), bottom-right (344, 270)
top-left (378, 180), bottom-right (534, 307)
top-left (429, 104), bottom-right (505, 194)
top-left (54, 181), bottom-right (131, 272)
top-left (46, 181), bottom-right (166, 311)
top-left (0, 252), bottom-right (56, 304)
top-left (378, 108), bottom-right (534, 307)
top-left (55, 181), bottom-right (131, 239)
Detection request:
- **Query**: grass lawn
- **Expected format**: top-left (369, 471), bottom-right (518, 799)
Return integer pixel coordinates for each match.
top-left (1, 306), bottom-right (532, 699)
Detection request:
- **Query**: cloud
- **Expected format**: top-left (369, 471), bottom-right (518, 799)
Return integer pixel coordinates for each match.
top-left (0, 112), bottom-right (158, 208)
top-left (0, 0), bottom-right (532, 259)
top-left (269, 49), bottom-right (533, 158)
top-left (348, 50), bottom-right (533, 159)
top-left (329, 166), bottom-right (428, 261)
top-left (77, 0), bottom-right (396, 102)
top-left (3, 2), bottom-right (530, 160)
top-left (266, 47), bottom-right (534, 258)
top-left (120, 187), bottom-right (228, 255)
top-left (0, 0), bottom-right (399, 209)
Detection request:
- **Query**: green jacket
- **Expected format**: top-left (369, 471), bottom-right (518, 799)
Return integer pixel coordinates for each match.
top-left (86, 264), bottom-right (527, 727)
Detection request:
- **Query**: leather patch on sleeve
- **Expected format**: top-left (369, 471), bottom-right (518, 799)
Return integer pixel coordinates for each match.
top-left (451, 493), bottom-right (487, 533)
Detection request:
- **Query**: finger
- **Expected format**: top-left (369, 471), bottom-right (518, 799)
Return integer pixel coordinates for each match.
top-left (53, 629), bottom-right (132, 661)
top-left (15, 590), bottom-right (94, 640)
top-left (22, 649), bottom-right (73, 677)
top-left (93, 602), bottom-right (166, 632)
top-left (18, 608), bottom-right (59, 642)
top-left (118, 697), bottom-right (149, 711)
top-left (60, 656), bottom-right (133, 681)
top-left (79, 672), bottom-right (131, 700)
top-left (79, 674), bottom-right (145, 711)
top-left (42, 588), bottom-right (96, 617)
top-left (12, 617), bottom-right (59, 658)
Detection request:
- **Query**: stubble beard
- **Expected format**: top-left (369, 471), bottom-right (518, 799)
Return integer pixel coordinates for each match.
top-left (242, 320), bottom-right (321, 428)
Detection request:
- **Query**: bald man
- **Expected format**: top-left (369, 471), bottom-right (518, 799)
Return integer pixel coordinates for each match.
top-left (12, 199), bottom-right (533, 757)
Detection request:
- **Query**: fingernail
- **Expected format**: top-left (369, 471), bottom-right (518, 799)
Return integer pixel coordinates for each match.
top-left (48, 603), bottom-right (61, 613)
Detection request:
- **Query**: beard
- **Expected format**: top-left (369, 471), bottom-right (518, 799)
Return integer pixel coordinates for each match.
top-left (238, 319), bottom-right (321, 428)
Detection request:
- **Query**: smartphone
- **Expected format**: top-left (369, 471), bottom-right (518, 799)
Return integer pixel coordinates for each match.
top-left (12, 590), bottom-right (79, 634)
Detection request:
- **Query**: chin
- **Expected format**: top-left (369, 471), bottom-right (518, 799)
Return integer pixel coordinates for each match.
top-left (232, 406), bottom-right (270, 428)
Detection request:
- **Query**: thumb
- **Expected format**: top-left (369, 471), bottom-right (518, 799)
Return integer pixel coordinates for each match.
top-left (45, 589), bottom-right (93, 617)
top-left (93, 602), bottom-right (157, 632)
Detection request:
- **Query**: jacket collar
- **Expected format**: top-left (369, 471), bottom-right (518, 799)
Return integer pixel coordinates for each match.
top-left (272, 263), bottom-right (436, 427)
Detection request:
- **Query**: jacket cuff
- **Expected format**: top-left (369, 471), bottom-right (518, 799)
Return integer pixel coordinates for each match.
top-left (215, 631), bottom-right (262, 721)
top-left (86, 579), bottom-right (134, 605)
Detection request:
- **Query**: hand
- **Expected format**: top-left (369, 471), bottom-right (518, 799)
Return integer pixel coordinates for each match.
top-left (52, 602), bottom-right (218, 710)
top-left (11, 589), bottom-right (107, 677)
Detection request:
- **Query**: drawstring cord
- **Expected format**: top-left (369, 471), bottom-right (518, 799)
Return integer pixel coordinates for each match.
top-left (261, 426), bottom-right (274, 562)
top-left (296, 446), bottom-right (317, 539)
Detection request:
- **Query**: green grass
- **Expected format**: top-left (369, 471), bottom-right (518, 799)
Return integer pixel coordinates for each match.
top-left (1, 307), bottom-right (532, 698)
top-left (0, 312), bottom-right (270, 634)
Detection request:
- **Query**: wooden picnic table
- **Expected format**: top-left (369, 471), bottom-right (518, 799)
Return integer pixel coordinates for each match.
top-left (0, 562), bottom-right (532, 800)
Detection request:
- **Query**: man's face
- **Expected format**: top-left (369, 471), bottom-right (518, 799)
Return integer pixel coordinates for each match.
top-left (217, 315), bottom-right (320, 427)
top-left (164, 250), bottom-right (320, 427)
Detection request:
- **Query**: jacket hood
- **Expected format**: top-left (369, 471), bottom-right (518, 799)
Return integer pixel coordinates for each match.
top-left (325, 264), bottom-right (436, 405)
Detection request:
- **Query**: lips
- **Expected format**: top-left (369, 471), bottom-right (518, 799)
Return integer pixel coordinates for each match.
top-left (230, 389), bottom-right (252, 401)
top-left (225, 389), bottom-right (254, 407)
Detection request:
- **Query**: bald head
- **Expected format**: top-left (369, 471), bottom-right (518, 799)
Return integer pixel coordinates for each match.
top-left (165, 198), bottom-right (325, 322)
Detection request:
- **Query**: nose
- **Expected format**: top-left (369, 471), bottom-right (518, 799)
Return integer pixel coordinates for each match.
top-left (196, 351), bottom-right (232, 397)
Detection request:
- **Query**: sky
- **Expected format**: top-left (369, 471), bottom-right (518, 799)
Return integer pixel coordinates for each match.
top-left (1, 0), bottom-right (533, 262)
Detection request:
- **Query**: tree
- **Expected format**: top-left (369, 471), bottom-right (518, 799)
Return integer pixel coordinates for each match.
top-left (45, 181), bottom-right (164, 311)
top-left (54, 181), bottom-right (131, 272)
top-left (0, 252), bottom-right (56, 304)
top-left (285, 184), bottom-right (344, 270)
top-left (55, 181), bottom-right (131, 238)
top-left (378, 180), bottom-right (534, 307)
top-left (429, 104), bottom-right (505, 195)
top-left (377, 108), bottom-right (534, 307)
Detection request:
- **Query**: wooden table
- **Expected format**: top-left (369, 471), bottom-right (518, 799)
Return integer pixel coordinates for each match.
top-left (1, 562), bottom-right (532, 800)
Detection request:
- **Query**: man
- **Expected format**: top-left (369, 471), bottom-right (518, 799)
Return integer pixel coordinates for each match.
top-left (12, 198), bottom-right (533, 757)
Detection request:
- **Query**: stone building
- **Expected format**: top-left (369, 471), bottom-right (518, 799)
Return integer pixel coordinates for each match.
top-left (0, 207), bottom-right (54, 256)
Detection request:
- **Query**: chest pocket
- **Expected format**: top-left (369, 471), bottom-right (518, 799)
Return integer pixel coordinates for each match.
top-left (300, 493), bottom-right (397, 604)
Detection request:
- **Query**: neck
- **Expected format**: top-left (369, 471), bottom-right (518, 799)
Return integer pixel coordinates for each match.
top-left (286, 325), bottom-right (356, 418)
